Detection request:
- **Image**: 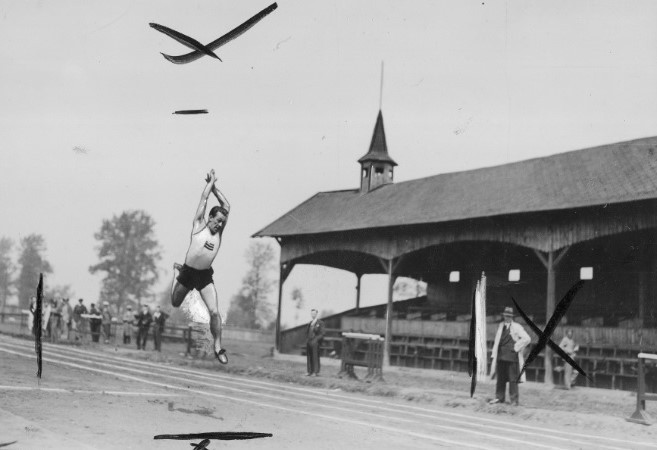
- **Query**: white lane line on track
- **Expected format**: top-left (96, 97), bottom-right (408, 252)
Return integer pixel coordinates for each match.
top-left (0, 347), bottom-right (497, 450)
top-left (14, 339), bottom-right (654, 450)
top-left (30, 345), bottom-right (626, 450)
top-left (3, 345), bottom-right (559, 450)
top-left (0, 385), bottom-right (182, 396)
top-left (22, 339), bottom-right (653, 448)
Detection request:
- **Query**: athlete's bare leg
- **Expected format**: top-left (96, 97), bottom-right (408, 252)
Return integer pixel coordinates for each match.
top-left (171, 263), bottom-right (189, 308)
top-left (198, 282), bottom-right (225, 362)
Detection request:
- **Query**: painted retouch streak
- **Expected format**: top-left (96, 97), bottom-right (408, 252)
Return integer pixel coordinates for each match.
top-left (158, 3), bottom-right (278, 64)
top-left (34, 273), bottom-right (43, 380)
top-left (173, 110), bottom-right (209, 115)
top-left (154, 432), bottom-right (272, 441)
top-left (468, 287), bottom-right (477, 397)
top-left (514, 280), bottom-right (589, 382)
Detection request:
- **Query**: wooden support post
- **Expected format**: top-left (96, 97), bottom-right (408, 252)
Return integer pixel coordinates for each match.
top-left (355, 273), bottom-right (362, 313)
top-left (545, 251), bottom-right (556, 385)
top-left (626, 354), bottom-right (657, 425)
top-left (186, 325), bottom-right (192, 356)
top-left (533, 246), bottom-right (569, 386)
top-left (639, 271), bottom-right (647, 327)
top-left (275, 262), bottom-right (294, 353)
top-left (383, 259), bottom-right (395, 368)
top-left (275, 264), bottom-right (284, 352)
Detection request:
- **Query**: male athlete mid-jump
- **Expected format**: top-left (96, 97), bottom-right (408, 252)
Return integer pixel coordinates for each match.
top-left (171, 169), bottom-right (230, 363)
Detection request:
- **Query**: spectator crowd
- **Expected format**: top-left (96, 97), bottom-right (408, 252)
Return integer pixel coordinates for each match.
top-left (27, 297), bottom-right (169, 352)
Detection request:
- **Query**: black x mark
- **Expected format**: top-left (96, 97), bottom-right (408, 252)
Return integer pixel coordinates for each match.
top-left (190, 439), bottom-right (210, 450)
top-left (150, 3), bottom-right (278, 64)
top-left (513, 280), bottom-right (590, 383)
top-left (150, 23), bottom-right (223, 61)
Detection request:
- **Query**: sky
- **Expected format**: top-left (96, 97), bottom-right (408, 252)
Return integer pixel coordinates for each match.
top-left (1, 0), bottom-right (657, 328)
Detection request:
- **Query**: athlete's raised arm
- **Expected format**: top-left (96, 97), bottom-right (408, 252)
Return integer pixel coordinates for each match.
top-left (194, 170), bottom-right (216, 225)
top-left (205, 174), bottom-right (230, 214)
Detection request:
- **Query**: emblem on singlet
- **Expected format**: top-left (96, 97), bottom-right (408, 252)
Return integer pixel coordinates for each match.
top-left (204, 241), bottom-right (215, 251)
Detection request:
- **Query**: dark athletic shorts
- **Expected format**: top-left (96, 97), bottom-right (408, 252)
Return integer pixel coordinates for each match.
top-left (177, 264), bottom-right (214, 291)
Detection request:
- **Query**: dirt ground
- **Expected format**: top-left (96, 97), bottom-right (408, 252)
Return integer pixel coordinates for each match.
top-left (51, 334), bottom-right (657, 427)
top-left (121, 336), bottom-right (656, 422)
top-left (1, 332), bottom-right (657, 449)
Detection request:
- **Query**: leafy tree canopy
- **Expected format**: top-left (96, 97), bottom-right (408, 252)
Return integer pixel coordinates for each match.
top-left (89, 210), bottom-right (161, 310)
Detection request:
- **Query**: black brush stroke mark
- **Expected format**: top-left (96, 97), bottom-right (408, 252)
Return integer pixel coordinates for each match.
top-left (512, 297), bottom-right (591, 383)
top-left (0, 442), bottom-right (17, 448)
top-left (35, 274), bottom-right (43, 379)
top-left (160, 3), bottom-right (278, 64)
top-left (190, 439), bottom-right (210, 449)
top-left (467, 287), bottom-right (477, 397)
top-left (154, 432), bottom-right (272, 441)
top-left (173, 110), bottom-right (209, 115)
top-left (514, 280), bottom-right (587, 382)
top-left (150, 23), bottom-right (222, 61)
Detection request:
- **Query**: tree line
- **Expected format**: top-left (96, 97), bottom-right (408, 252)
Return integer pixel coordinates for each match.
top-left (0, 209), bottom-right (280, 329)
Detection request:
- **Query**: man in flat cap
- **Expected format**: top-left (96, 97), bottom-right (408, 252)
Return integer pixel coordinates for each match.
top-left (489, 306), bottom-right (530, 406)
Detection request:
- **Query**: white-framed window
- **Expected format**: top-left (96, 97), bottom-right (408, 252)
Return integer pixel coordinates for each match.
top-left (580, 267), bottom-right (593, 280)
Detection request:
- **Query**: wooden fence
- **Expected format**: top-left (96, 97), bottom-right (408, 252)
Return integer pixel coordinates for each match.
top-left (342, 317), bottom-right (657, 347)
top-left (0, 312), bottom-right (273, 346)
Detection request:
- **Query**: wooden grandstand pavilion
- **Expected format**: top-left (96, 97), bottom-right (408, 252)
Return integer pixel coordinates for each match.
top-left (254, 109), bottom-right (657, 390)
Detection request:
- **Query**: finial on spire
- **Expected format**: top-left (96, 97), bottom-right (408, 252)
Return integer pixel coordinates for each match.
top-left (379, 61), bottom-right (384, 110)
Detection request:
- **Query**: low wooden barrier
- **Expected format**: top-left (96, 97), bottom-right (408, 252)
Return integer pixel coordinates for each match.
top-left (627, 353), bottom-right (657, 425)
top-left (338, 332), bottom-right (384, 382)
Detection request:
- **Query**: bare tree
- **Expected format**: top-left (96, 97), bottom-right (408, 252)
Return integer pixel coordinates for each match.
top-left (0, 237), bottom-right (15, 312)
top-left (17, 234), bottom-right (52, 309)
top-left (291, 287), bottom-right (304, 324)
top-left (393, 277), bottom-right (427, 300)
top-left (44, 284), bottom-right (75, 301)
top-left (227, 241), bottom-right (278, 329)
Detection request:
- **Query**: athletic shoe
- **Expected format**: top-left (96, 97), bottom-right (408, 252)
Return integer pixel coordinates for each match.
top-left (215, 348), bottom-right (228, 364)
top-left (488, 399), bottom-right (502, 405)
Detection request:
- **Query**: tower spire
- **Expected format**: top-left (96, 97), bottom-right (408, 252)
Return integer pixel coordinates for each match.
top-left (358, 64), bottom-right (397, 194)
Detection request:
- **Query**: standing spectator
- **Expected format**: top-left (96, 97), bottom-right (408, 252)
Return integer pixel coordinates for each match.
top-left (122, 306), bottom-right (134, 345)
top-left (51, 299), bottom-right (63, 343)
top-left (305, 309), bottom-right (325, 377)
top-left (61, 298), bottom-right (73, 341)
top-left (101, 301), bottom-right (113, 344)
top-left (559, 329), bottom-right (580, 389)
top-left (27, 296), bottom-right (37, 336)
top-left (152, 306), bottom-right (169, 352)
top-left (73, 298), bottom-right (88, 342)
top-left (489, 306), bottom-right (531, 406)
top-left (136, 304), bottom-right (152, 350)
top-left (89, 303), bottom-right (102, 343)
top-left (42, 299), bottom-right (53, 341)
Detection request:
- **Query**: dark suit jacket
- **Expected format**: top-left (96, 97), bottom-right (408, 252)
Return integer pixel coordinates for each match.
top-left (152, 312), bottom-right (169, 332)
top-left (307, 319), bottom-right (325, 345)
top-left (136, 311), bottom-right (152, 329)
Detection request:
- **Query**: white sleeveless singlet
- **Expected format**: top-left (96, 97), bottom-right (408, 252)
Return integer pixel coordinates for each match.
top-left (185, 225), bottom-right (221, 270)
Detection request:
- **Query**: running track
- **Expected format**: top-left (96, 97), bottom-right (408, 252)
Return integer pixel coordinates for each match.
top-left (0, 335), bottom-right (655, 450)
